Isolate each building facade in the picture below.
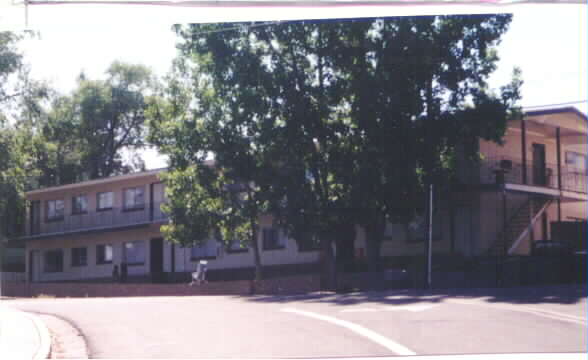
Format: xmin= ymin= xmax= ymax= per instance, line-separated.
xmin=21 ymin=107 xmax=587 ymax=283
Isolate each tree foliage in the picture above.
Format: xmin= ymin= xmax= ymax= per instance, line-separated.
xmin=152 ymin=15 xmax=521 ymax=286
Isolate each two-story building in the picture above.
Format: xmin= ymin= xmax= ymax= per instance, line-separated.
xmin=21 ymin=106 xmax=587 ymax=283
xmin=22 ymin=168 xmax=321 ymax=283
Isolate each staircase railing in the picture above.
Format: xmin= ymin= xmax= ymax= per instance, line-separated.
xmin=489 ymin=197 xmax=533 ymax=255
xmin=508 ymin=198 xmax=554 ymax=254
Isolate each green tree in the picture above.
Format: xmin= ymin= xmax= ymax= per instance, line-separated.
xmin=148 ymin=53 xmax=271 ymax=281
xmin=334 ymin=15 xmax=522 ymax=272
xmin=153 ymin=16 xmax=521 ymax=288
xmin=75 ymin=62 xmax=154 ymax=179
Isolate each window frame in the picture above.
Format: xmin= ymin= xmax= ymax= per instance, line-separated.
xmin=190 ymin=239 xmax=218 ymax=260
xmin=71 ymin=247 xmax=88 ymax=267
xmin=262 ymin=227 xmax=285 ymax=251
xmin=43 ymin=249 xmax=64 ymax=273
xmin=297 ymin=233 xmax=321 ymax=252
xmin=565 ymin=151 xmax=587 ymax=170
xmin=123 ymin=187 xmax=145 ymax=212
xmin=405 ymin=214 xmax=442 ymax=243
xmin=123 ymin=240 xmax=146 ymax=266
xmin=71 ymin=194 xmax=88 ymax=215
xmin=96 ymin=191 xmax=114 ymax=212
xmin=45 ymin=199 xmax=65 ymax=222
xmin=226 ymin=239 xmax=249 ymax=254
xmin=96 ymin=244 xmax=113 ymax=265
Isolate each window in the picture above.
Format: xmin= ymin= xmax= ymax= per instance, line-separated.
xmin=565 ymin=151 xmax=587 ymax=170
xmin=123 ymin=240 xmax=145 ymax=265
xmin=123 ymin=187 xmax=145 ymax=210
xmin=405 ymin=213 xmax=442 ymax=243
xmin=191 ymin=238 xmax=217 ymax=259
xmin=71 ymin=247 xmax=87 ymax=267
xmin=97 ymin=192 xmax=113 ymax=211
xmin=298 ymin=233 xmax=321 ymax=252
xmin=96 ymin=244 xmax=113 ymax=264
xmin=72 ymin=194 xmax=88 ymax=214
xmin=227 ymin=239 xmax=248 ymax=253
xmin=262 ymin=227 xmax=284 ymax=250
xmin=44 ymin=249 xmax=63 ymax=273
xmin=46 ymin=199 xmax=64 ymax=221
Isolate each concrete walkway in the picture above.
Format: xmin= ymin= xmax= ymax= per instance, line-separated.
xmin=0 ymin=304 xmax=51 ymax=359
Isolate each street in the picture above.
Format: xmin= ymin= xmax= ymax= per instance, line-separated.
xmin=3 ymin=286 xmax=587 ymax=358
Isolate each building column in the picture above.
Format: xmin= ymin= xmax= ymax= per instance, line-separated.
xmin=556 ymin=127 xmax=562 ymax=190
xmin=149 ymin=183 xmax=154 ymax=221
xmin=521 ymin=120 xmax=527 ymax=184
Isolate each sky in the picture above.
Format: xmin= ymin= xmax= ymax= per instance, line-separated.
xmin=7 ymin=2 xmax=587 ymax=169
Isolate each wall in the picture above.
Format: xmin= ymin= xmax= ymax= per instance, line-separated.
xmin=1 ymin=274 xmax=321 ymax=298
xmin=26 ymin=172 xmax=164 ymax=237
xmin=163 ymin=214 xmax=321 ymax=273
xmin=25 ymin=225 xmax=162 ymax=282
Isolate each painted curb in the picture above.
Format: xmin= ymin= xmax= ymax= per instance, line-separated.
xmin=18 ymin=310 xmax=52 ymax=360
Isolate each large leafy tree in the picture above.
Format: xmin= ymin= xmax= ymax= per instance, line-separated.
xmin=334 ymin=16 xmax=522 ymax=272
xmin=76 ymin=62 xmax=154 ymax=179
xmin=0 ymin=31 xmax=46 ymax=242
xmin=25 ymin=61 xmax=156 ymax=188
xmin=152 ymin=15 xmax=520 ymax=288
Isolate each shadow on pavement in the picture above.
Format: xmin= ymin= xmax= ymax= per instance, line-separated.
xmin=237 ymin=284 xmax=587 ymax=306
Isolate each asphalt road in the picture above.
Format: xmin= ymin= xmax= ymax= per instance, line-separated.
xmin=4 ymin=286 xmax=587 ymax=358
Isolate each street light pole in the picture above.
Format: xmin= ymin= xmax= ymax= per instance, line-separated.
xmin=426 ymin=184 xmax=433 ymax=289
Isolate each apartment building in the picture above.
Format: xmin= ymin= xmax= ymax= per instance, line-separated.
xmin=21 ymin=106 xmax=587 ymax=283
xmin=357 ymin=106 xmax=587 ymax=260
xmin=22 ymin=169 xmax=320 ymax=283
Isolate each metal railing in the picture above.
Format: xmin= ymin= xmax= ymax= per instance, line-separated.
xmin=29 ymin=201 xmax=169 ymax=237
xmin=479 ymin=156 xmax=587 ymax=194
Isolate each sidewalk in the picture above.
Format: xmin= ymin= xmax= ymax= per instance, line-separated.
xmin=0 ymin=304 xmax=51 ymax=359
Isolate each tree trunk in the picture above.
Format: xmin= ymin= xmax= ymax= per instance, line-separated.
xmin=321 ymin=236 xmax=337 ymax=291
xmin=336 ymin=223 xmax=356 ymax=273
xmin=365 ymin=216 xmax=386 ymax=274
xmin=249 ymin=214 xmax=263 ymax=282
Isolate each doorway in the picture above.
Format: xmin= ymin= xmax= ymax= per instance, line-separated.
xmin=150 ymin=238 xmax=164 ymax=283
xmin=532 ymin=143 xmax=547 ymax=186
xmin=30 ymin=200 xmax=41 ymax=235
xmin=29 ymin=250 xmax=41 ymax=282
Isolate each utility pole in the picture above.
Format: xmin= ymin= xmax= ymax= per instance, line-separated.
xmin=426 ymin=184 xmax=433 ymax=289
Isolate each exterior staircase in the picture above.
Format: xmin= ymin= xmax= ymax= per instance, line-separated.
xmin=488 ymin=196 xmax=553 ymax=256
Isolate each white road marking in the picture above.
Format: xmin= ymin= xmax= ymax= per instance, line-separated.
xmin=448 ymin=299 xmax=587 ymax=326
xmin=340 ymin=308 xmax=378 ymax=313
xmin=384 ymin=304 xmax=439 ymax=312
xmin=340 ymin=304 xmax=438 ymax=313
xmin=281 ymin=307 xmax=416 ymax=356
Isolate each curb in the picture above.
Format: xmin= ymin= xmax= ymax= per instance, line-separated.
xmin=18 ymin=310 xmax=52 ymax=360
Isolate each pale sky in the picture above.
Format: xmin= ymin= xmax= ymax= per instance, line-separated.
xmin=9 ymin=2 xmax=588 ymax=169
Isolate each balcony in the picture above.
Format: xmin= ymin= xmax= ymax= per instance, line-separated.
xmin=27 ymin=201 xmax=169 ymax=239
xmin=480 ymin=156 xmax=587 ymax=194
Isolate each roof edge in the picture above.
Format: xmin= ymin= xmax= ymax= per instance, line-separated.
xmin=524 ymin=106 xmax=588 ymax=122
xmin=26 ymin=168 xmax=168 ymax=196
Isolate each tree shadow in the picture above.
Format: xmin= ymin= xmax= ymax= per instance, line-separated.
xmin=236 ymin=284 xmax=587 ymax=307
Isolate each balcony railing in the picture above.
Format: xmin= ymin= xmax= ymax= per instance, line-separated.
xmin=480 ymin=156 xmax=587 ymax=194
xmin=29 ymin=201 xmax=169 ymax=238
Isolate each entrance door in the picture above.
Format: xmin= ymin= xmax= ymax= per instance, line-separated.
xmin=29 ymin=250 xmax=41 ymax=282
xmin=533 ymin=143 xmax=547 ymax=186
xmin=150 ymin=238 xmax=164 ymax=283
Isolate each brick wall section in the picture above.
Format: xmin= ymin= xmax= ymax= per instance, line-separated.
xmin=1 ymin=274 xmax=321 ymax=298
